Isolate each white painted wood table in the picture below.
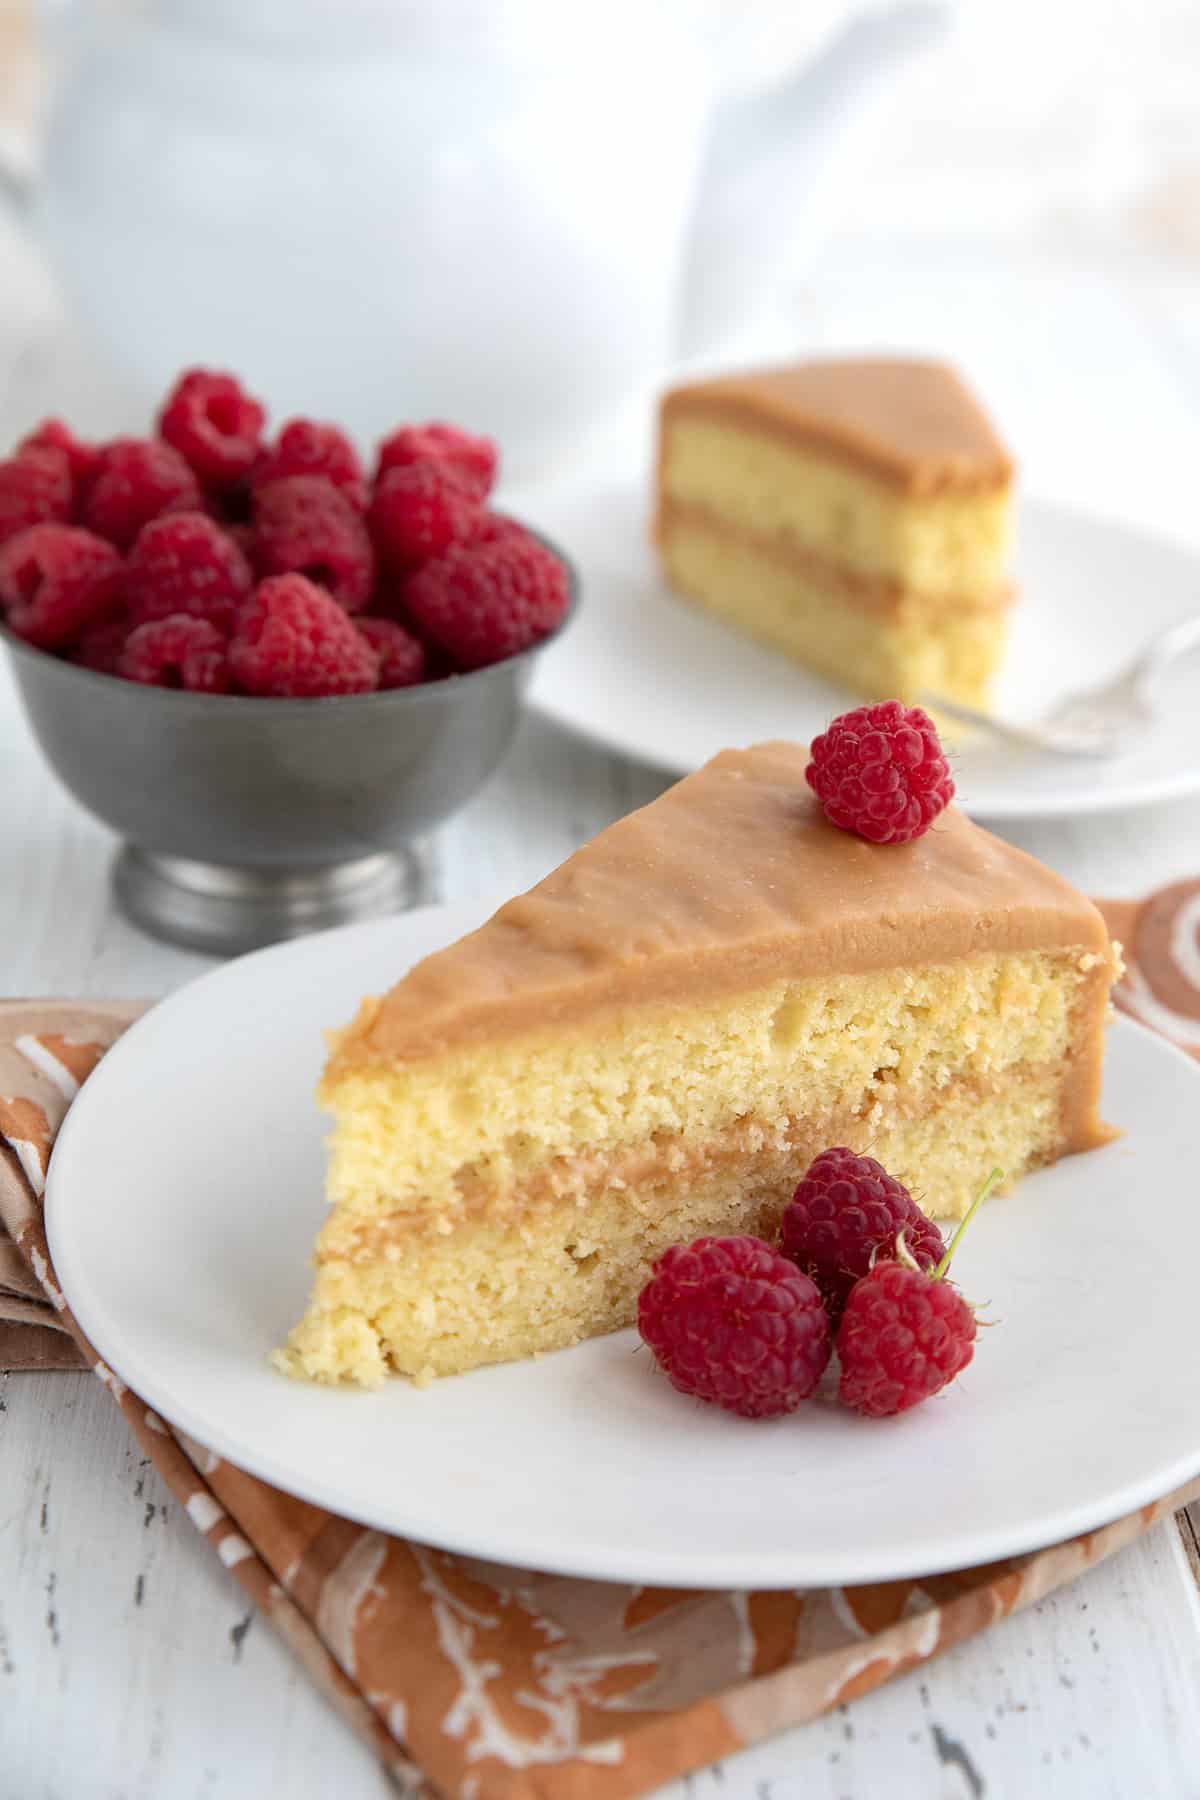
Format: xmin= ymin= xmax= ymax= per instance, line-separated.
xmin=4 ymin=227 xmax=1200 ymax=1796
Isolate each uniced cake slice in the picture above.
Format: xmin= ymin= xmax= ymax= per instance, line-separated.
xmin=278 ymin=741 xmax=1117 ymax=1388
xmin=655 ymin=357 xmax=1015 ymax=709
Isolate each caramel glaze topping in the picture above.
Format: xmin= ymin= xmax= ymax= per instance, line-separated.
xmin=659 ymin=357 xmax=1015 ymax=496
xmin=327 ymin=741 xmax=1112 ymax=1078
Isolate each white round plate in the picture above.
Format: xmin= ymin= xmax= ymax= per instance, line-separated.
xmin=524 ymin=477 xmax=1200 ymax=819
xmin=47 ymin=906 xmax=1200 ymax=1590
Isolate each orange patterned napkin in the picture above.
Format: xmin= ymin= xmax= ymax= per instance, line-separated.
xmin=1 ymin=895 xmax=1198 ymax=1800
xmin=0 ymin=1001 xmax=143 ymax=1371
xmin=1096 ymin=882 xmax=1200 ymax=1062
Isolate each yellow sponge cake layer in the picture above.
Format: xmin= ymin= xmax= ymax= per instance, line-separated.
xmin=286 ymin=1058 xmax=1093 ymax=1388
xmin=279 ymin=743 xmax=1117 ymax=1388
xmin=323 ymin=952 xmax=1099 ymax=1227
xmin=294 ymin=956 xmax=1107 ymax=1386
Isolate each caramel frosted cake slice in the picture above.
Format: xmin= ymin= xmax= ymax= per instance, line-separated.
xmin=655 ymin=357 xmax=1015 ymax=709
xmin=279 ymin=741 xmax=1116 ymax=1388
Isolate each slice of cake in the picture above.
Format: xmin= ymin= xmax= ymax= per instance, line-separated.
xmin=655 ymin=357 xmax=1015 ymax=709
xmin=278 ymin=740 xmax=1116 ymax=1388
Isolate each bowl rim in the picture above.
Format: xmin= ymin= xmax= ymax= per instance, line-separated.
xmin=0 ymin=524 xmax=579 ymax=713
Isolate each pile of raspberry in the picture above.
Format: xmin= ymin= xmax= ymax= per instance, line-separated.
xmin=0 ymin=371 xmax=569 ymax=696
xmin=638 ymin=1147 xmax=989 ymax=1420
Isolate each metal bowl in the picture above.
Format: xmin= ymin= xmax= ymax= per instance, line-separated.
xmin=2 ymin=543 xmax=578 ymax=956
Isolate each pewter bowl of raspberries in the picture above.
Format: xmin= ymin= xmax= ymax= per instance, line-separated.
xmin=0 ymin=369 xmax=576 ymax=955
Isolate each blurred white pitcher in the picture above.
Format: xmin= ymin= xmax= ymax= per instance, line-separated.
xmin=10 ymin=1 xmax=946 ymax=478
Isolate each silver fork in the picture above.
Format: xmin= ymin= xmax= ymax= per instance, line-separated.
xmin=923 ymin=612 xmax=1200 ymax=758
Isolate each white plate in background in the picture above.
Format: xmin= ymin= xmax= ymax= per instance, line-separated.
xmin=524 ymin=480 xmax=1200 ymax=819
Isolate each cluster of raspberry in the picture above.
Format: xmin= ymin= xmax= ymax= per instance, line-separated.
xmin=0 ymin=369 xmax=567 ymax=697
xmin=639 ymin=1146 xmax=991 ymax=1421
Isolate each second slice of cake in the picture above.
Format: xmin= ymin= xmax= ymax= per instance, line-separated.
xmin=655 ymin=357 xmax=1015 ymax=709
xmin=279 ymin=741 xmax=1116 ymax=1388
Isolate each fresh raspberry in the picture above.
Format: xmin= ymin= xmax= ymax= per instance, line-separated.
xmin=357 ymin=616 xmax=426 ymax=688
xmin=252 ymin=475 xmax=375 ymax=612
xmin=83 ymin=438 xmax=202 ymax=550
xmin=158 ymin=368 xmax=266 ymax=488
xmin=18 ymin=419 xmax=98 ymax=490
xmin=369 ymin=463 xmax=483 ymax=568
xmin=806 ymin=701 xmax=954 ymax=844
xmin=254 ymin=420 xmax=366 ymax=510
xmin=363 ymin=581 xmax=455 ymax=678
xmin=229 ymin=574 xmax=379 ymax=697
xmin=403 ymin=530 xmax=568 ymax=670
xmin=637 ymin=1235 xmax=831 ymax=1419
xmin=469 ymin=511 xmax=532 ymax=548
xmin=0 ymin=524 xmax=123 ymax=650
xmin=75 ymin=610 xmax=133 ymax=676
xmin=780 ymin=1148 xmax=944 ymax=1326
xmin=0 ymin=447 xmax=72 ymax=548
xmin=118 ymin=615 xmax=230 ymax=693
xmin=376 ymin=421 xmax=497 ymax=501
xmin=125 ymin=512 xmax=252 ymax=635
xmin=837 ymin=1261 xmax=975 ymax=1418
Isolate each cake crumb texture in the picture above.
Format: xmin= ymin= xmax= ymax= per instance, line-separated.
xmin=283 ymin=946 xmax=1113 ymax=1384
xmin=320 ymin=953 xmax=1105 ymax=1221
xmin=282 ymin=1069 xmax=1082 ymax=1385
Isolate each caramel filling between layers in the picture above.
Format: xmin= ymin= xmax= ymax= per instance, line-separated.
xmin=657 ymin=500 xmax=1014 ymax=619
xmin=320 ymin=1052 xmax=1110 ymax=1264
xmin=658 ymin=515 xmax=1012 ymax=709
xmin=655 ymin=417 xmax=1012 ymax=599
xmin=284 ymin=1057 xmax=1097 ymax=1383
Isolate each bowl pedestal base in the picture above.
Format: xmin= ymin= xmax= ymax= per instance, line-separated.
xmin=113 ymin=844 xmax=430 ymax=957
